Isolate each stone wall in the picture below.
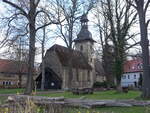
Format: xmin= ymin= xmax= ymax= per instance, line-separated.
xmin=62 ymin=67 xmax=93 ymax=89
xmin=44 ymin=51 xmax=63 ymax=79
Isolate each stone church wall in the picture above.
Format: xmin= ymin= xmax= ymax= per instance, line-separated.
xmin=44 ymin=51 xmax=63 ymax=79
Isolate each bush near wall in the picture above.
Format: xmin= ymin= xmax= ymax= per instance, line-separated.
xmin=93 ymin=81 xmax=116 ymax=89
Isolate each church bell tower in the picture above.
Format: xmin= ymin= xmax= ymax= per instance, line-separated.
xmin=74 ymin=14 xmax=95 ymax=63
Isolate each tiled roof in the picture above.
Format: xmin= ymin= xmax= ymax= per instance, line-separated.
xmin=0 ymin=59 xmax=28 ymax=74
xmin=124 ymin=58 xmax=143 ymax=73
xmin=48 ymin=44 xmax=92 ymax=70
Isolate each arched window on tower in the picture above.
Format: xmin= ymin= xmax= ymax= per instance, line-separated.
xmin=90 ymin=45 xmax=92 ymax=50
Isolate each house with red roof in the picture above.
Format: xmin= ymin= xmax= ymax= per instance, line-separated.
xmin=0 ymin=59 xmax=28 ymax=88
xmin=121 ymin=58 xmax=143 ymax=87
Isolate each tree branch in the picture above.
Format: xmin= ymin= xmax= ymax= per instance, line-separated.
xmin=126 ymin=0 xmax=137 ymax=10
xmin=3 ymin=0 xmax=28 ymax=18
xmin=144 ymin=0 xmax=150 ymax=15
xmin=146 ymin=19 xmax=150 ymax=28
xmin=35 ymin=0 xmax=40 ymax=7
xmin=36 ymin=18 xmax=65 ymax=32
xmin=125 ymin=41 xmax=140 ymax=51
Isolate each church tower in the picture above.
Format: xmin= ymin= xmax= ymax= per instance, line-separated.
xmin=74 ymin=14 xmax=95 ymax=63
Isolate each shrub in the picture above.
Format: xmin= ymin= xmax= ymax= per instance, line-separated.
xmin=93 ymin=82 xmax=116 ymax=89
xmin=93 ymin=81 xmax=108 ymax=88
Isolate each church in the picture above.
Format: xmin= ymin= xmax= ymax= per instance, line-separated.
xmin=36 ymin=14 xmax=104 ymax=90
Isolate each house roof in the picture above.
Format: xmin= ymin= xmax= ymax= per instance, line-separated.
xmin=124 ymin=58 xmax=143 ymax=73
xmin=48 ymin=44 xmax=92 ymax=70
xmin=0 ymin=59 xmax=28 ymax=74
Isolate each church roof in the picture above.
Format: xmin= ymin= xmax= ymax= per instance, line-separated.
xmin=94 ymin=59 xmax=105 ymax=76
xmin=74 ymin=14 xmax=95 ymax=43
xmin=74 ymin=27 xmax=95 ymax=42
xmin=48 ymin=44 xmax=92 ymax=70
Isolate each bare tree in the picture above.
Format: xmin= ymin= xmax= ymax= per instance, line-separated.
xmin=2 ymin=0 xmax=63 ymax=94
xmin=36 ymin=13 xmax=49 ymax=90
xmin=126 ymin=0 xmax=150 ymax=98
xmin=94 ymin=0 xmax=138 ymax=91
xmin=92 ymin=1 xmax=115 ymax=86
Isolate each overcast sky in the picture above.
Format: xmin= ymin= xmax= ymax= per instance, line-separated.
xmin=0 ymin=1 xmax=150 ymax=62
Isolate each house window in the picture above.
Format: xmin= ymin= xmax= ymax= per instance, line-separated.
xmin=134 ymin=75 xmax=136 ymax=79
xmin=2 ymin=81 xmax=11 ymax=85
xmin=122 ymin=75 xmax=126 ymax=79
xmin=5 ymin=81 xmax=8 ymax=85
xmin=8 ymin=81 xmax=11 ymax=85
xmin=2 ymin=81 xmax=5 ymax=85
xmin=128 ymin=75 xmax=130 ymax=79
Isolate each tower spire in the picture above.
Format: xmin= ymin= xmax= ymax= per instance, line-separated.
xmin=74 ymin=14 xmax=95 ymax=43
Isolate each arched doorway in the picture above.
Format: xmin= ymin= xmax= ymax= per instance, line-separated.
xmin=36 ymin=67 xmax=62 ymax=89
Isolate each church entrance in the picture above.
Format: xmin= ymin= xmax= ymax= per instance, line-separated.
xmin=36 ymin=68 xmax=62 ymax=89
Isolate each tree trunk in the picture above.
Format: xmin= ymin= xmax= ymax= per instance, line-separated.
xmin=116 ymin=84 xmax=122 ymax=93
xmin=67 ymin=49 xmax=73 ymax=90
xmin=114 ymin=44 xmax=124 ymax=92
xmin=103 ymin=44 xmax=115 ymax=86
xmin=24 ymin=25 xmax=35 ymax=94
xmin=41 ymin=25 xmax=46 ymax=91
xmin=18 ymin=73 xmax=22 ymax=88
xmin=115 ymin=59 xmax=123 ymax=92
xmin=24 ymin=2 xmax=36 ymax=95
xmin=24 ymin=23 xmax=36 ymax=94
xmin=138 ymin=9 xmax=150 ymax=98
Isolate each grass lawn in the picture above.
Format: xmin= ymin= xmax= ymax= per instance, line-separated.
xmin=37 ymin=90 xmax=141 ymax=100
xmin=0 ymin=88 xmax=24 ymax=94
xmin=0 ymin=88 xmax=24 ymax=104
xmin=96 ymin=107 xmax=148 ymax=113
xmin=0 ymin=89 xmax=141 ymax=100
xmin=37 ymin=90 xmax=146 ymax=113
xmin=66 ymin=106 xmax=149 ymax=113
xmin=0 ymin=89 xmax=146 ymax=113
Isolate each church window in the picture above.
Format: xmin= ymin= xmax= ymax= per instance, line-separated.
xmin=90 ymin=45 xmax=92 ymax=50
xmin=90 ymin=58 xmax=92 ymax=62
xmin=87 ymin=70 xmax=90 ymax=81
xmin=76 ymin=69 xmax=79 ymax=81
xmin=80 ymin=45 xmax=83 ymax=51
